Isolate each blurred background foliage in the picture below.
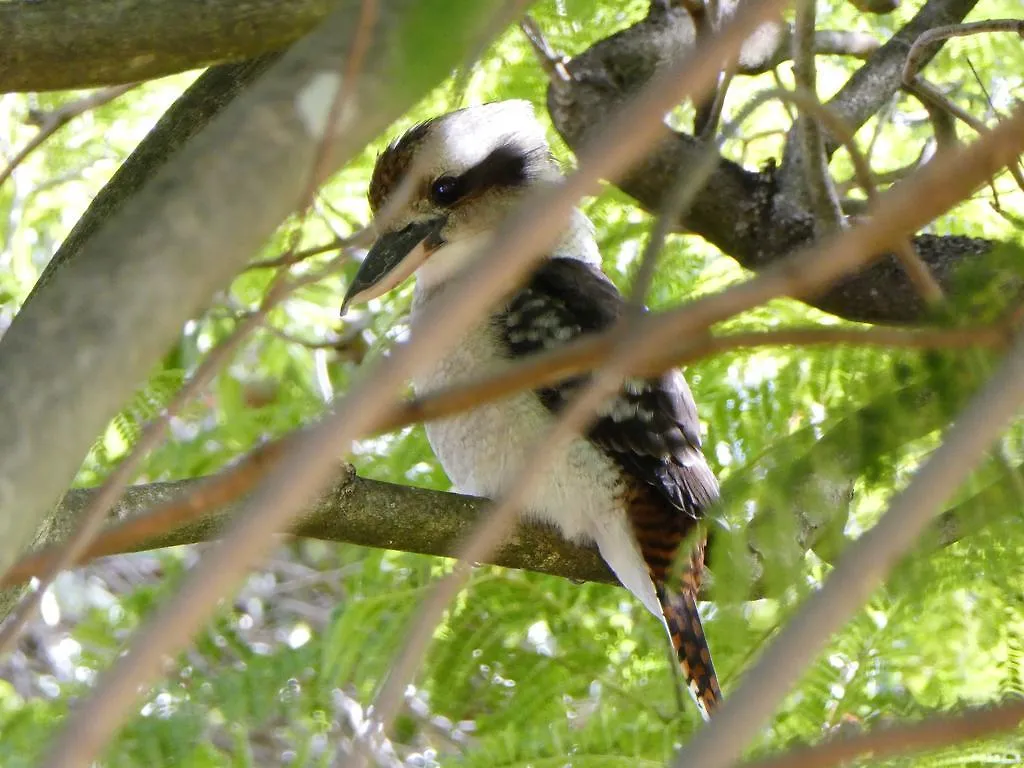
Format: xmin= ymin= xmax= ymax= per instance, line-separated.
xmin=0 ymin=0 xmax=1022 ymax=765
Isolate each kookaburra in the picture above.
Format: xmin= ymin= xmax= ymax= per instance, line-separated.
xmin=341 ymin=100 xmax=722 ymax=718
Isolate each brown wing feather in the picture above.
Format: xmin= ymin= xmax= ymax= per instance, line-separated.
xmin=498 ymin=257 xmax=724 ymax=718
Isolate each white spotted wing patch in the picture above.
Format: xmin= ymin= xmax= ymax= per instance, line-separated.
xmin=496 ymin=258 xmax=719 ymax=518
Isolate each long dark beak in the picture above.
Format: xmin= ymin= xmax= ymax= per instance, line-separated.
xmin=340 ymin=217 xmax=446 ymax=315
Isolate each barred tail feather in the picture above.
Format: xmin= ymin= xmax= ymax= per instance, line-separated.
xmin=657 ymin=583 xmax=722 ymax=720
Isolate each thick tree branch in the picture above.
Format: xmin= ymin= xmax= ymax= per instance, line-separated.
xmin=545 ymin=0 xmax=1013 ymax=325
xmin=5 ymin=432 xmax=1012 ymax=601
xmin=808 ymin=30 xmax=880 ymax=59
xmin=0 ymin=56 xmax=282 ymax=623
xmin=55 ymin=471 xmax=617 ymax=587
xmin=0 ymin=0 xmax=879 ymax=93
xmin=0 ymin=0 xmax=327 ymax=92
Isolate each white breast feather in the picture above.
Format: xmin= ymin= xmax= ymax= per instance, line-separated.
xmin=410 ymin=285 xmax=662 ymax=619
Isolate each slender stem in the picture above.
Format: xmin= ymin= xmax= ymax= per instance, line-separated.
xmin=672 ymin=330 xmax=1024 ymax=767
xmin=739 ymin=700 xmax=1024 ymax=768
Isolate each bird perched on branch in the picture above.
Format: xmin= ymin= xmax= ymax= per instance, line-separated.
xmin=341 ymin=100 xmax=722 ymax=719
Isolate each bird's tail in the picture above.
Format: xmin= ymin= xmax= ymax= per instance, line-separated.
xmin=656 ymin=582 xmax=722 ymax=720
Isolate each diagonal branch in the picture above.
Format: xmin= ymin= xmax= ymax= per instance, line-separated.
xmin=740 ymin=699 xmax=1024 ymax=768
xmin=671 ymin=324 xmax=1024 ymax=766
xmin=0 ymin=83 xmax=138 ymax=188
xmin=821 ymin=0 xmax=979 ymax=144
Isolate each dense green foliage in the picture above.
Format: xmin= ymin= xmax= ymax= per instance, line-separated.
xmin=0 ymin=0 xmax=1022 ymax=765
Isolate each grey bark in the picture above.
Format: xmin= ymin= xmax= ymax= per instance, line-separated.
xmin=546 ymin=0 xmax=1016 ymax=325
xmin=0 ymin=0 xmax=328 ymax=92
xmin=36 ymin=432 xmax=1005 ymax=602
xmin=0 ymin=0 xmax=508 ymax=576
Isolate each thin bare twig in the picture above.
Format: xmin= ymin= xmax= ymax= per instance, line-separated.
xmin=781 ymin=88 xmax=945 ymax=303
xmin=519 ymin=15 xmax=571 ymax=82
xmin=261 ymin=322 xmax=347 ymax=350
xmin=0 ymin=84 xmax=138 ymax=188
xmin=244 ymin=235 xmax=361 ymax=271
xmin=836 ymin=157 xmax=919 ymax=195
xmin=902 ymin=19 xmax=1024 ymax=85
xmin=909 ymin=79 xmax=1024 ymax=196
xmin=390 ymin=320 xmax=1015 ymax=434
xmin=671 ymin=333 xmax=1024 ymax=767
xmin=902 ymin=19 xmax=1024 ymax=195
xmin=740 ymin=699 xmax=1024 ymax=768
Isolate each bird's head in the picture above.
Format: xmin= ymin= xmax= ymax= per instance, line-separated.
xmin=341 ymin=100 xmax=592 ymax=312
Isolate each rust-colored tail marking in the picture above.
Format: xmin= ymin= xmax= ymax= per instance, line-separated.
xmin=657 ymin=583 xmax=722 ymax=719
xmin=628 ymin=484 xmax=723 ymax=719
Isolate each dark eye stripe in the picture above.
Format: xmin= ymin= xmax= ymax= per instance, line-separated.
xmin=457 ymin=145 xmax=529 ymax=196
xmin=426 ymin=144 xmax=537 ymax=209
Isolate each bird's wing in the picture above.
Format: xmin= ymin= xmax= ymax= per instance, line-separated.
xmin=495 ymin=256 xmax=724 ymax=719
xmin=496 ymin=257 xmax=719 ymax=520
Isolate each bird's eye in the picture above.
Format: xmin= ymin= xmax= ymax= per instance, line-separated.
xmin=429 ymin=176 xmax=462 ymax=206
